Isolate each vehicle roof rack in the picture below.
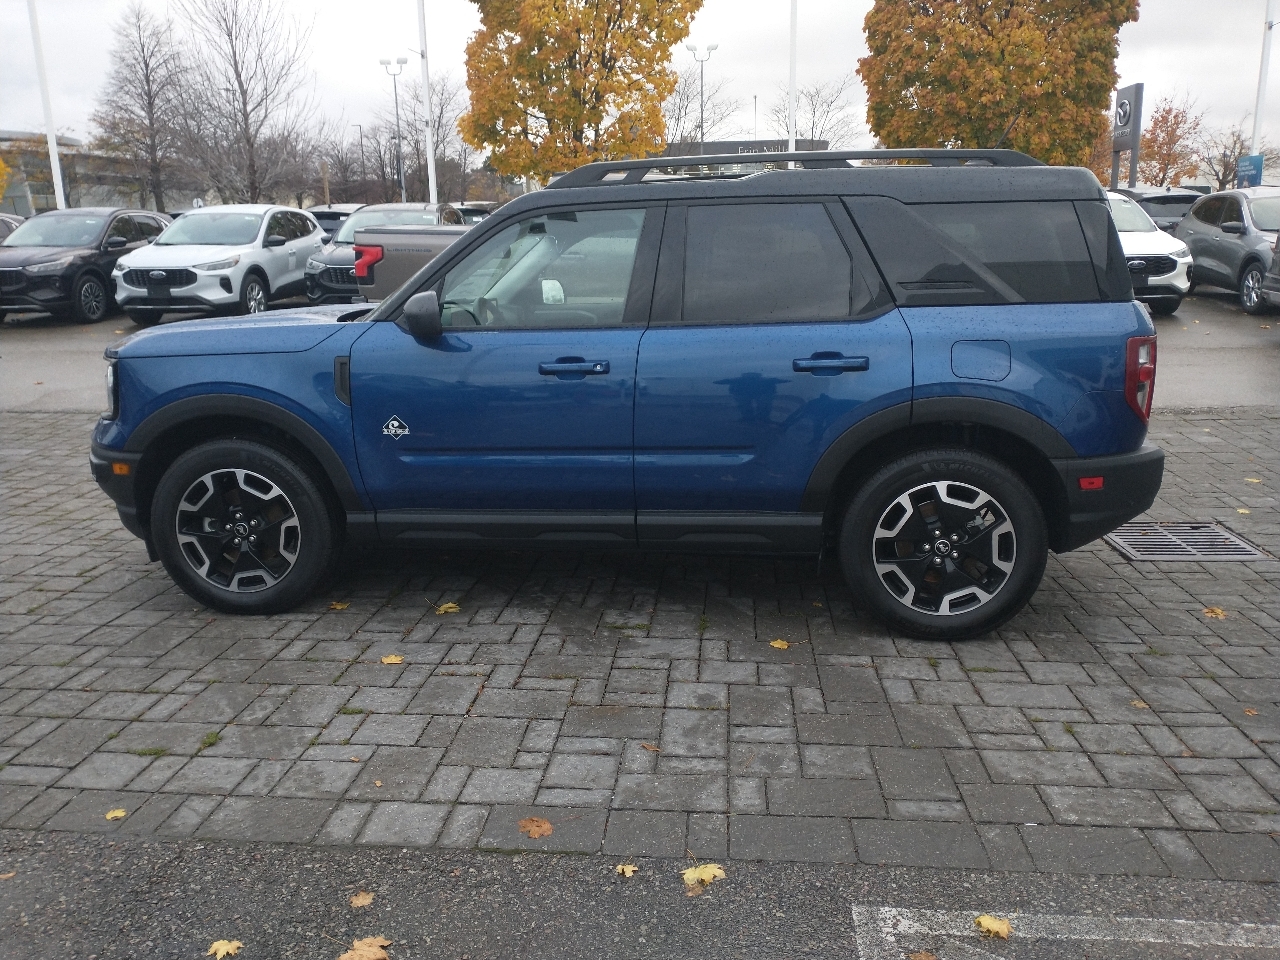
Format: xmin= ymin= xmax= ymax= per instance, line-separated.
xmin=547 ymin=148 xmax=1043 ymax=189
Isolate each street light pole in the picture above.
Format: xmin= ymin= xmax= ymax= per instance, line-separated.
xmin=788 ymin=0 xmax=798 ymax=155
xmin=416 ymin=0 xmax=439 ymax=205
xmin=352 ymin=123 xmax=366 ymax=202
xmin=25 ymin=0 xmax=66 ymax=209
xmin=381 ymin=58 xmax=408 ymax=203
xmin=684 ymin=43 xmax=718 ymax=156
xmin=1252 ymin=0 xmax=1277 ymax=155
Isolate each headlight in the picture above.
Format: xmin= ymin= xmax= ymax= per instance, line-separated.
xmin=194 ymin=256 xmax=240 ymax=271
xmin=104 ymin=361 xmax=118 ymax=420
xmin=1170 ymin=243 xmax=1191 ymax=258
xmin=23 ymin=256 xmax=74 ymax=275
xmin=112 ymin=261 xmax=126 ymax=274
xmin=306 ymin=258 xmax=324 ymax=273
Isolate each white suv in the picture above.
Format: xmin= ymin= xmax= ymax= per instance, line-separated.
xmin=113 ymin=204 xmax=323 ymax=326
xmin=1107 ymin=191 xmax=1193 ymax=316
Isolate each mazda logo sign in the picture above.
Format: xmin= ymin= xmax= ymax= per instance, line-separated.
xmin=149 ymin=270 xmax=167 ymax=280
xmin=1115 ymin=100 xmax=1131 ymax=127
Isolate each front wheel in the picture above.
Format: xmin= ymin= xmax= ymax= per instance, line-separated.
xmin=839 ymin=449 xmax=1048 ymax=641
xmin=1240 ymin=263 xmax=1266 ymax=315
xmin=72 ymin=273 xmax=110 ymax=323
xmin=1148 ymin=297 xmax=1181 ymax=317
xmin=151 ymin=440 xmax=338 ymax=614
xmin=239 ymin=273 xmax=269 ymax=314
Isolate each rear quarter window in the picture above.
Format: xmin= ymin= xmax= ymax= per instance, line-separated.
xmin=847 ymin=197 xmax=1100 ymax=306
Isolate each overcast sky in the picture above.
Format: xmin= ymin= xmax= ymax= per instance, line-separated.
xmin=1 ymin=0 xmax=1276 ymax=154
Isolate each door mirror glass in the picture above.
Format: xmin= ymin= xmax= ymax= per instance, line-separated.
xmin=265 ymin=234 xmax=287 ymax=247
xmin=540 ymin=278 xmax=565 ymax=304
xmin=398 ymin=290 xmax=442 ymax=339
xmin=1220 ymin=221 xmax=1246 ymax=235
xmin=321 ymin=233 xmax=332 ymax=244
xmin=105 ymin=235 xmax=129 ymax=250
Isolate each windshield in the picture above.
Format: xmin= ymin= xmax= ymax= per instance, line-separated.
xmin=1139 ymin=196 xmax=1197 ymax=219
xmin=1249 ymin=197 xmax=1280 ymax=232
xmin=156 ymin=211 xmax=263 ymax=246
xmin=334 ymin=208 xmax=439 ymax=243
xmin=1108 ymin=196 xmax=1157 ymax=233
xmin=2 ymin=215 xmax=106 ymax=247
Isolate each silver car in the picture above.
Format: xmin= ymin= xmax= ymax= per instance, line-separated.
xmin=1174 ymin=188 xmax=1280 ymax=314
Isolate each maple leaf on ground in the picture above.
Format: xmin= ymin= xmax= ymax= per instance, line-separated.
xmin=1203 ymin=607 xmax=1228 ymax=619
xmin=615 ymin=864 xmax=638 ymax=877
xmin=1246 ymin=478 xmax=1263 ymax=483
xmin=908 ymin=952 xmax=938 ymax=960
xmin=1130 ymin=699 xmax=1150 ymax=709
xmin=105 ymin=808 xmax=128 ymax=821
xmin=0 ymin=872 xmax=14 ymax=880
xmin=975 ymin=914 xmax=1012 ymax=939
xmin=434 ymin=602 xmax=461 ymax=615
xmin=337 ymin=936 xmax=392 ymax=960
xmin=329 ymin=602 xmax=351 ymax=610
xmin=350 ymin=890 xmax=374 ymax=908
xmin=1245 ymin=708 xmax=1259 ymax=716
xmin=380 ymin=654 xmax=404 ymax=664
xmin=682 ymin=862 xmax=726 ymax=895
xmin=207 ymin=941 xmax=243 ymax=959
xmin=374 ymin=780 xmax=383 ymax=787
xmin=769 ymin=639 xmax=790 ymax=649
xmin=518 ymin=816 xmax=553 ymax=839
xmin=640 ymin=743 xmax=660 ymax=752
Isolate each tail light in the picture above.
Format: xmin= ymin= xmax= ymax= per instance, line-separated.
xmin=352 ymin=244 xmax=384 ymax=282
xmin=1125 ymin=335 xmax=1156 ymax=423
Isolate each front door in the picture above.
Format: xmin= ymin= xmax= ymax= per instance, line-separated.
xmin=633 ymin=200 xmax=913 ymax=550
xmin=1182 ymin=196 xmax=1226 ymax=284
xmin=350 ymin=204 xmax=660 ymax=544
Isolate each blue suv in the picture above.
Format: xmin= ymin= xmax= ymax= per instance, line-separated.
xmin=91 ymin=149 xmax=1163 ymax=641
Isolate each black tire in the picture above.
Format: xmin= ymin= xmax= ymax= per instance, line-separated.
xmin=1148 ymin=297 xmax=1181 ymax=317
xmin=839 ymin=449 xmax=1048 ymax=641
xmin=239 ymin=272 xmax=269 ymax=315
xmin=151 ymin=439 xmax=338 ymax=614
xmin=1240 ymin=262 xmax=1266 ymax=315
xmin=125 ymin=310 xmax=162 ymax=328
xmin=72 ymin=272 xmax=110 ymax=323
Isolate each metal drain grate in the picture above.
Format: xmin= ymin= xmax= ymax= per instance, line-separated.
xmin=1105 ymin=522 xmax=1270 ymax=562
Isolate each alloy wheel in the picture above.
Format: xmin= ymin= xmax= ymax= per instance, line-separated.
xmin=1242 ymin=268 xmax=1262 ymax=310
xmin=245 ymin=280 xmax=267 ymax=313
xmin=80 ymin=279 xmax=106 ymax=320
xmin=872 ymin=480 xmax=1016 ymax=616
xmin=174 ymin=467 xmax=300 ymax=593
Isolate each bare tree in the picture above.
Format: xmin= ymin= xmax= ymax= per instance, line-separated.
xmin=663 ymin=63 xmax=741 ymax=145
xmin=768 ymin=73 xmax=863 ymax=148
xmin=174 ymin=0 xmax=314 ymax=203
xmin=90 ymin=2 xmax=182 ymax=211
xmin=1194 ymin=121 xmax=1280 ymax=192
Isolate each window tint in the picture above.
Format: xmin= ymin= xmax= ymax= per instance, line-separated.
xmin=1249 ymin=197 xmax=1280 ymax=232
xmin=1108 ymin=196 xmax=1157 ymax=233
xmin=849 ymin=197 xmax=1098 ymax=305
xmin=266 ymin=212 xmax=290 ymax=240
xmin=439 ymin=208 xmax=646 ymax=329
xmin=292 ymin=212 xmax=318 ymax=238
xmin=133 ymin=216 xmax=163 ymax=239
xmin=1075 ymin=201 xmax=1134 ymax=303
xmin=682 ymin=203 xmax=851 ymax=323
xmin=107 ymin=216 xmax=140 ymax=242
xmin=1191 ymin=196 xmax=1225 ymax=225
xmin=1219 ymin=197 xmax=1243 ymax=225
xmin=1139 ymin=196 xmax=1196 ymax=218
xmin=441 ymin=207 xmax=463 ymax=225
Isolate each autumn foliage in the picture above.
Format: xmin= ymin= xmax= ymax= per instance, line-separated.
xmin=1138 ymin=96 xmax=1202 ymax=186
xmin=859 ymin=0 xmax=1140 ymax=166
xmin=460 ymin=0 xmax=703 ymax=182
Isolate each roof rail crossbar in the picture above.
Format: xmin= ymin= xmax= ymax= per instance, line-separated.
xmin=547 ymin=148 xmax=1043 ymax=189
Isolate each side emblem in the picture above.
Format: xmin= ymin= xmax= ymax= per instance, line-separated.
xmin=382 ymin=416 xmax=410 ymax=439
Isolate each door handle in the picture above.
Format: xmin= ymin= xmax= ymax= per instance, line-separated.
xmin=539 ymin=358 xmax=610 ymax=376
xmin=793 ymin=353 xmax=869 ymax=375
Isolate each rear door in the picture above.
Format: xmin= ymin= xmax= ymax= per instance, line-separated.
xmin=632 ymin=199 xmax=912 ymax=550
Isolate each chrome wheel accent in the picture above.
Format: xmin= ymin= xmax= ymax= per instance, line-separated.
xmin=245 ymin=279 xmax=267 ymax=313
xmin=1242 ymin=268 xmax=1262 ymax=310
xmin=80 ymin=278 xmax=106 ymax=320
xmin=174 ymin=468 xmax=300 ymax=593
xmin=872 ymin=480 xmax=1016 ymax=616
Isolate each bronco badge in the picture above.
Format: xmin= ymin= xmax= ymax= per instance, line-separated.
xmin=382 ymin=416 xmax=410 ymax=439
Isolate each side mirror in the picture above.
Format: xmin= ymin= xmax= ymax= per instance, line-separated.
xmin=105 ymin=235 xmax=129 ymax=250
xmin=398 ymin=290 xmax=442 ymax=339
xmin=265 ymin=234 xmax=287 ymax=247
xmin=321 ymin=233 xmax=332 ymax=244
xmin=1220 ymin=221 xmax=1246 ymax=235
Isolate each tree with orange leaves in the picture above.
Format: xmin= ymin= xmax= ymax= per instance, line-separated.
xmin=859 ymin=0 xmax=1139 ymax=167
xmin=1137 ymin=95 xmax=1201 ymax=186
xmin=460 ymin=0 xmax=703 ymax=183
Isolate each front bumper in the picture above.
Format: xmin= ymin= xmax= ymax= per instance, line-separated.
xmin=0 ymin=273 xmax=75 ymax=313
xmin=115 ymin=271 xmax=239 ymax=316
xmin=90 ymin=442 xmax=148 ymax=544
xmin=1050 ymin=443 xmax=1164 ymax=552
xmin=306 ymin=271 xmax=358 ymax=304
xmin=1131 ymin=256 xmax=1192 ymax=302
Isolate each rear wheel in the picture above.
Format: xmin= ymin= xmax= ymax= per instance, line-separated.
xmin=151 ymin=440 xmax=338 ymax=614
xmin=839 ymin=449 xmax=1048 ymax=641
xmin=1240 ymin=262 xmax=1266 ymax=314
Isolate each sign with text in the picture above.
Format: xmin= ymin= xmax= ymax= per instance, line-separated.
xmin=1238 ymin=154 xmax=1264 ymax=188
xmin=1111 ymin=83 xmax=1144 ymax=153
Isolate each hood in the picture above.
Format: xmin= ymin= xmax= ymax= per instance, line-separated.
xmin=108 ymin=304 xmax=370 ymax=359
xmin=1116 ymin=228 xmax=1187 ymax=257
xmin=311 ymin=244 xmax=356 ymax=267
xmin=119 ymin=243 xmax=250 ymax=269
xmin=0 ymin=244 xmax=93 ymax=267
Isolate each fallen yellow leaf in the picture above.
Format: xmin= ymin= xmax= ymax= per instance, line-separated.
xmin=380 ymin=654 xmax=404 ymax=664
xmin=207 ymin=941 xmax=243 ymax=959
xmin=1203 ymin=607 xmax=1227 ymax=619
xmin=329 ymin=601 xmax=351 ymax=610
xmin=1130 ymin=699 xmax=1150 ymax=709
xmin=1237 ymin=508 xmax=1251 ymax=514
xmin=640 ymin=743 xmax=660 ymax=752
xmin=0 ymin=872 xmax=14 ymax=880
xmin=350 ymin=756 xmax=361 ymax=763
xmin=1246 ymin=478 xmax=1263 ymax=483
xmin=105 ymin=808 xmax=127 ymax=821
xmin=615 ymin=863 xmax=638 ymax=877
xmin=518 ymin=816 xmax=553 ymax=839
xmin=434 ymin=601 xmax=460 ymax=614
xmin=374 ymin=780 xmax=383 ymax=787
xmin=681 ymin=862 xmax=726 ymax=895
xmin=337 ymin=936 xmax=392 ymax=960
xmin=908 ymin=952 xmax=938 ymax=960
xmin=1245 ymin=707 xmax=1259 ymax=716
xmin=975 ymin=914 xmax=1012 ymax=939
xmin=812 ymin=601 xmax=823 ymax=607
xmin=350 ymin=890 xmax=375 ymax=908
xmin=769 ymin=639 xmax=790 ymax=649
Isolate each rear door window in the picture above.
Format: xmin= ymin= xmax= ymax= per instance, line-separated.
xmin=847 ymin=197 xmax=1099 ymax=305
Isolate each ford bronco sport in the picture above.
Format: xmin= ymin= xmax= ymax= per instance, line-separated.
xmin=91 ymin=149 xmax=1162 ymax=641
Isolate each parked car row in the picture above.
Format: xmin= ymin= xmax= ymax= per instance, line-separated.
xmin=1107 ymin=192 xmax=1192 ymax=316
xmin=1173 ymin=187 xmax=1279 ymax=314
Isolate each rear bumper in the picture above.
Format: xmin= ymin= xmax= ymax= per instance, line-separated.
xmin=1050 ymin=444 xmax=1164 ymax=552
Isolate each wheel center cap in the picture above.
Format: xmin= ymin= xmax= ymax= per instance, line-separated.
xmin=233 ymin=522 xmax=249 ymax=537
xmin=934 ymin=539 xmax=952 ymax=556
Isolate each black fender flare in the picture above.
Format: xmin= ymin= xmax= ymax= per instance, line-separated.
xmin=125 ymin=394 xmax=364 ymax=511
xmin=801 ymin=397 xmax=1077 ymax=512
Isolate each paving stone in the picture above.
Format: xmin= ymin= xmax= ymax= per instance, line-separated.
xmin=57 ymin=752 xmax=153 ymax=790
xmin=1019 ymin=825 xmax=1169 ymax=876
xmin=796 ymin=708 xmax=900 ymax=746
xmin=660 ymin=709 xmax=727 ymax=758
xmin=1189 ymin=832 xmax=1280 ymax=882
xmin=981 ymin=750 xmax=1104 ymax=786
xmin=1181 ymin=774 xmax=1278 ymax=812
xmin=405 ymin=677 xmax=484 ymax=714
xmin=42 ymin=790 xmax=152 ymax=834
xmin=1144 ymin=829 xmax=1216 ymax=879
xmin=854 ymin=821 xmax=988 ymax=868
xmin=459 ymin=768 xmax=541 ymax=804
xmin=959 ymin=783 xmax=1052 ymax=824
xmin=478 ymin=805 xmax=607 ymax=853
xmin=1173 ymin=725 xmax=1264 ymax=758
xmin=799 ymin=744 xmax=874 ymax=779
xmin=272 ymin=760 xmax=362 ymax=799
xmin=442 ymin=718 xmax=527 ymax=767
xmin=200 ymin=725 xmax=317 ymax=760
xmin=357 ymin=801 xmax=450 ymax=845
xmin=197 ymin=797 xmax=334 ymax=842
xmin=667 ymin=682 xmax=728 ymax=710
xmin=872 ymin=747 xmax=959 ymax=800
xmin=602 ymin=810 xmax=687 ymax=857
xmin=818 ymin=665 xmax=885 ymax=703
xmin=687 ymin=812 xmax=728 ymax=858
xmin=977 ymin=823 xmax=1037 ymax=871
xmin=767 ymin=777 xmax=885 ymax=817
xmin=156 ymin=796 xmax=221 ymax=837
xmin=171 ymin=683 xmax=263 ymax=723
xmin=891 ymin=704 xmax=973 ymax=748
xmin=560 ymin=706 xmax=662 ymax=740
xmin=613 ymin=774 xmax=727 ymax=812
xmin=1039 ymin=785 xmax=1177 ymax=828
xmin=730 ymin=814 xmax=855 ymax=862
xmin=159 ymin=757 xmax=256 ymax=795
xmin=730 ymin=742 xmax=798 ymax=777
xmin=5 ymin=787 xmax=76 ymax=828
xmin=469 ymin=689 xmax=571 ymax=719
xmin=1092 ymin=755 xmax=1180 ymax=789
xmin=349 ymin=715 xmax=430 ymax=747
xmin=317 ymin=802 xmax=372 ymax=844
xmin=543 ymin=753 xmax=618 ymax=790
xmin=12 ymin=719 xmax=119 ymax=767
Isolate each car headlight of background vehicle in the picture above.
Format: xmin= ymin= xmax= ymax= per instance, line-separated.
xmin=104 ymin=361 xmax=118 ymax=420
xmin=306 ymin=258 xmax=324 ymax=273
xmin=112 ymin=261 xmax=127 ymax=274
xmin=23 ymin=256 xmax=75 ymax=275
xmin=1170 ymin=243 xmax=1191 ymax=258
xmin=193 ymin=256 xmax=240 ymax=271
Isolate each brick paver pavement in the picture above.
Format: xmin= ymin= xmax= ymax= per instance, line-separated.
xmin=1 ymin=411 xmax=1278 ymax=882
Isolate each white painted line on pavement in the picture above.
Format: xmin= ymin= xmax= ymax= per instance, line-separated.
xmin=853 ymin=904 xmax=1280 ymax=959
